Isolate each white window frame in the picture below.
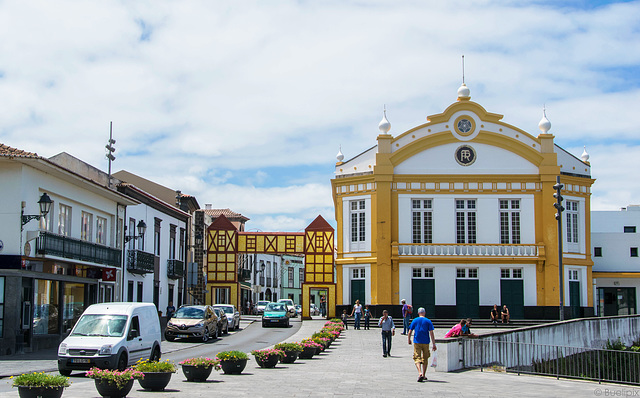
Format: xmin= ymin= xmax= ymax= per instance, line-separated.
xmin=350 ymin=200 xmax=366 ymax=244
xmin=81 ymin=211 xmax=93 ymax=241
xmin=412 ymin=199 xmax=433 ymax=244
xmin=58 ymin=204 xmax=72 ymax=236
xmin=412 ymin=267 xmax=434 ymax=279
xmin=352 ymin=268 xmax=365 ymax=280
xmin=457 ymin=267 xmax=478 ymax=279
xmin=566 ymin=200 xmax=579 ymax=244
xmin=501 ymin=268 xmax=523 ymax=279
xmin=456 ymin=199 xmax=476 ymax=244
xmin=96 ymin=216 xmax=107 ymax=245
xmin=499 ymin=199 xmax=521 ymax=244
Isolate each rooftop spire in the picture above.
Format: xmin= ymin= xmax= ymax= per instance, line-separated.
xmin=378 ymin=104 xmax=391 ymax=134
xmin=457 ymin=55 xmax=470 ymax=101
xmin=538 ymin=106 xmax=551 ymax=134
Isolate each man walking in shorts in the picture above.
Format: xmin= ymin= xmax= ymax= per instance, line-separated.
xmin=407 ymin=307 xmax=436 ymax=382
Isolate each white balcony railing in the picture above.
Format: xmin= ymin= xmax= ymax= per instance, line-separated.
xmin=396 ymin=244 xmax=540 ymax=257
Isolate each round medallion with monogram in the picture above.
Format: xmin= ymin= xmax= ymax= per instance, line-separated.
xmin=455 ymin=145 xmax=477 ymax=166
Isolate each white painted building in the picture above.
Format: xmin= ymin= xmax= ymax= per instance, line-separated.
xmin=116 ymin=182 xmax=189 ymax=318
xmin=0 ymin=145 xmax=137 ymax=355
xmin=592 ymin=206 xmax=640 ymax=316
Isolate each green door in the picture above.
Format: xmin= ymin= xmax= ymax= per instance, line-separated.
xmin=500 ymin=279 xmax=524 ymax=319
xmin=456 ymin=280 xmax=479 ymax=318
xmin=412 ymin=279 xmax=435 ymax=318
xmin=350 ymin=280 xmax=365 ymax=305
xmin=569 ymin=281 xmax=580 ymax=318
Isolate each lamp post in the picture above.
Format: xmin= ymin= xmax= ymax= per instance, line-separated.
xmin=21 ymin=193 xmax=53 ymax=231
xmin=124 ymin=220 xmax=147 ymax=243
xmin=553 ymin=176 xmax=565 ymax=321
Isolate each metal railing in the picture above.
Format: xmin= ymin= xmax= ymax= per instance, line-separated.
xmin=167 ymin=259 xmax=185 ymax=279
xmin=37 ymin=231 xmax=121 ymax=267
xmin=396 ymin=243 xmax=540 ymax=257
xmin=462 ymin=339 xmax=640 ymax=385
xmin=127 ymin=250 xmax=155 ymax=274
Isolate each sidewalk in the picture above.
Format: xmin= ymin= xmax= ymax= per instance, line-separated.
xmin=3 ymin=320 xmax=635 ymax=397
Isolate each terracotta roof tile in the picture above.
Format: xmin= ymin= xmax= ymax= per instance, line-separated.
xmin=0 ymin=143 xmax=39 ymax=158
xmin=202 ymin=208 xmax=249 ymax=221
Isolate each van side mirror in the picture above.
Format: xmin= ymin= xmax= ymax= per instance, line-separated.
xmin=128 ymin=329 xmax=139 ymax=340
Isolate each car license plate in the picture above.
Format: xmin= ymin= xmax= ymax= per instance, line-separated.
xmin=270 ymin=320 xmax=279 ymax=322
xmin=177 ymin=334 xmax=189 ymax=338
xmin=72 ymin=358 xmax=91 ymax=364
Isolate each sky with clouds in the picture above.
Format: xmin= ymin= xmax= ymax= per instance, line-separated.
xmin=1 ymin=0 xmax=639 ymax=232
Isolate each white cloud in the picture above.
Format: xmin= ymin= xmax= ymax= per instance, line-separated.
xmin=1 ymin=0 xmax=639 ymax=228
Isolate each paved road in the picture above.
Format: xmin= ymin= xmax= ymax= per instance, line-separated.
xmin=3 ymin=320 xmax=630 ymax=397
xmin=0 ymin=315 xmax=301 ymax=393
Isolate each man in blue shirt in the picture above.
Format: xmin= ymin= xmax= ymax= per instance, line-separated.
xmin=407 ymin=307 xmax=436 ymax=382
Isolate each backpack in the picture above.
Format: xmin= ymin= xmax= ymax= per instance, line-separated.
xmin=407 ymin=305 xmax=413 ymax=314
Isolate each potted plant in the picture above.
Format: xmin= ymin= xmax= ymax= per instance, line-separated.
xmin=313 ymin=331 xmax=336 ymax=344
xmin=299 ymin=340 xmax=322 ymax=359
xmin=86 ymin=367 xmax=144 ymax=398
xmin=133 ymin=359 xmax=176 ymax=391
xmin=11 ymin=372 xmax=70 ymax=398
xmin=274 ymin=342 xmax=303 ymax=364
xmin=217 ymin=351 xmax=249 ymax=374
xmin=251 ymin=348 xmax=285 ymax=368
xmin=308 ymin=336 xmax=330 ymax=352
xmin=179 ymin=357 xmax=221 ymax=382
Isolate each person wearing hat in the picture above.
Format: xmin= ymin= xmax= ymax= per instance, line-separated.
xmin=401 ymin=299 xmax=411 ymax=335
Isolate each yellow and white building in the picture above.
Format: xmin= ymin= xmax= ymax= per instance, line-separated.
xmin=331 ymin=84 xmax=594 ymax=320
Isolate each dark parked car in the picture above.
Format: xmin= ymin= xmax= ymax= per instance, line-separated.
xmin=213 ymin=307 xmax=229 ymax=335
xmin=164 ymin=305 xmax=219 ymax=342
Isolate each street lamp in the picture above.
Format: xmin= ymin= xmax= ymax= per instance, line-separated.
xmin=124 ymin=220 xmax=147 ymax=243
xmin=21 ymin=193 xmax=53 ymax=231
xmin=553 ymin=176 xmax=565 ymax=321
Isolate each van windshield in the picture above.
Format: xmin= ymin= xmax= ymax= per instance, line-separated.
xmin=71 ymin=314 xmax=128 ymax=337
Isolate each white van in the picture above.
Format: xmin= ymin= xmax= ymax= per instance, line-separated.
xmin=57 ymin=302 xmax=162 ymax=375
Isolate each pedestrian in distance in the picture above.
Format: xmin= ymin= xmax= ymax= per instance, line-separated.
xmin=501 ymin=305 xmax=510 ymax=324
xmin=378 ymin=309 xmax=395 ymax=357
xmin=408 ymin=307 xmax=436 ymax=382
xmin=166 ymin=301 xmax=176 ymax=320
xmin=341 ymin=308 xmax=349 ymax=330
xmin=462 ymin=318 xmax=478 ymax=338
xmin=350 ymin=299 xmax=363 ymax=330
xmin=401 ymin=299 xmax=412 ymax=335
xmin=490 ymin=304 xmax=500 ymax=326
xmin=444 ymin=319 xmax=466 ymax=338
xmin=363 ymin=304 xmax=372 ymax=330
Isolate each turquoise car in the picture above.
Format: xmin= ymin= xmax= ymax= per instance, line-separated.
xmin=261 ymin=302 xmax=290 ymax=327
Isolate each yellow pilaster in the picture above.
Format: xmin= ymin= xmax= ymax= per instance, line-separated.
xmin=372 ymin=133 xmax=394 ymax=305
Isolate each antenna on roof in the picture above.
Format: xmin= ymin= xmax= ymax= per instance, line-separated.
xmin=462 ymin=55 xmax=465 ymax=84
xmin=105 ymin=121 xmax=116 ymax=188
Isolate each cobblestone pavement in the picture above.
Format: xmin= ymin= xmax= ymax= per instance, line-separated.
xmin=2 ymin=320 xmax=636 ymax=397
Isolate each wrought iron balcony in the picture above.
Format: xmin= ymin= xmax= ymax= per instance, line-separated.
xmin=395 ymin=243 xmax=541 ymax=258
xmin=127 ymin=250 xmax=155 ymax=274
xmin=167 ymin=259 xmax=185 ymax=279
xmin=37 ymin=231 xmax=121 ymax=267
xmin=238 ymin=268 xmax=251 ymax=281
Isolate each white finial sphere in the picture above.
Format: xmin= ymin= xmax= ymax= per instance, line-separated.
xmin=538 ymin=109 xmax=551 ymax=133
xmin=457 ymin=83 xmax=470 ymax=99
xmin=336 ymin=147 xmax=344 ymax=162
xmin=581 ymin=146 xmax=590 ymax=162
xmin=379 ymin=112 xmax=391 ymax=134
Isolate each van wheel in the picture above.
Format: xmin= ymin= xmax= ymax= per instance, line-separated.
xmin=223 ymin=323 xmax=229 ymax=335
xmin=117 ymin=353 xmax=127 ymax=371
xmin=151 ymin=346 xmax=161 ymax=362
xmin=202 ymin=328 xmax=209 ymax=343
